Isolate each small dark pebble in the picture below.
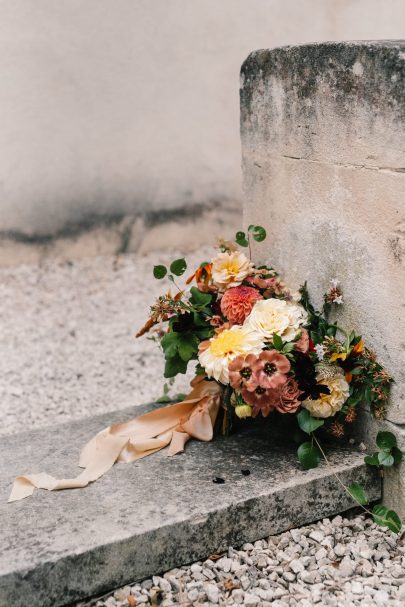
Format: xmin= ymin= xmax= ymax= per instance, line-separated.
xmin=213 ymin=477 xmax=225 ymax=484
xmin=241 ymin=469 xmax=251 ymax=476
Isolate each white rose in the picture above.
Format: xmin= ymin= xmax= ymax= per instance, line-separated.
xmin=244 ymin=298 xmax=308 ymax=342
xmin=211 ymin=251 xmax=254 ymax=290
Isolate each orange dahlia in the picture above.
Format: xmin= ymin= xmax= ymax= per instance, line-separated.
xmin=220 ymin=286 xmax=263 ymax=325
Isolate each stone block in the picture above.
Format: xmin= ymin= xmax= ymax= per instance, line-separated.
xmin=240 ymin=41 xmax=405 ymax=423
xmin=240 ymin=41 xmax=405 ymax=515
xmin=0 ymin=403 xmax=379 ymax=606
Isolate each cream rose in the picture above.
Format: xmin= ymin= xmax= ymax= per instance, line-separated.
xmin=198 ymin=325 xmax=263 ymax=384
xmin=244 ymin=298 xmax=308 ymax=342
xmin=211 ymin=251 xmax=254 ymax=290
xmin=302 ymin=367 xmax=350 ymax=418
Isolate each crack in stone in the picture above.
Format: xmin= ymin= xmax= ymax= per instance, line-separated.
xmin=280 ymin=155 xmax=405 ymax=174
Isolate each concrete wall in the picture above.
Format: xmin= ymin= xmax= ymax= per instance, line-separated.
xmin=1 ymin=1 xmax=405 ymax=244
xmin=240 ymin=41 xmax=405 ymax=514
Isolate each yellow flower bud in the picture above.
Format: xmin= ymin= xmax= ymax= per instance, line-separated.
xmin=235 ymin=404 xmax=253 ymax=419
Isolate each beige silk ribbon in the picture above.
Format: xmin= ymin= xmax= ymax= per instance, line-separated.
xmin=8 ymin=376 xmax=223 ymax=502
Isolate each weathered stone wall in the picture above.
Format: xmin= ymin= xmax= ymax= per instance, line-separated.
xmin=241 ymin=41 xmax=405 ymax=512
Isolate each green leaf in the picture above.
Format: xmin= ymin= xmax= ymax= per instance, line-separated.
xmin=177 ymin=334 xmax=199 ymax=362
xmin=170 ymin=258 xmax=187 ymax=276
xmin=282 ymin=342 xmax=295 ymax=353
xmin=326 ymin=325 xmax=337 ymax=337
xmin=297 ymin=409 xmax=325 ymax=434
xmin=235 ymin=231 xmax=249 ymax=247
xmin=348 ymin=482 xmax=368 ymax=506
xmin=377 ymin=450 xmax=395 ymax=467
xmin=153 ymin=265 xmax=167 ymax=279
xmin=189 ymin=287 xmax=212 ymax=307
xmin=372 ymin=504 xmax=402 ymax=533
xmin=376 ymin=431 xmax=397 ymax=450
xmin=160 ymin=332 xmax=179 ymax=358
xmin=297 ymin=441 xmax=321 ymax=469
xmin=272 ymin=333 xmax=283 ymax=351
xmin=364 ymin=453 xmax=380 ymax=466
xmin=156 ymin=394 xmax=172 ymax=403
xmin=248 ymin=225 xmax=267 ymax=242
xmin=164 ymin=356 xmax=187 ymax=378
xmin=392 ymin=446 xmax=403 ymax=466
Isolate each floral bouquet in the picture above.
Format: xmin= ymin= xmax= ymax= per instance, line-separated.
xmin=135 ymin=225 xmax=401 ymax=532
xmin=8 ymin=226 xmax=402 ymax=533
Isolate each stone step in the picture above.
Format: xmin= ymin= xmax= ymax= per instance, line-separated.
xmin=1 ymin=403 xmax=380 ymax=607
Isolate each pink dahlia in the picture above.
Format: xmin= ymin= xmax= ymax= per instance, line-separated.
xmin=220 ymin=286 xmax=263 ymax=325
xmin=251 ymin=350 xmax=290 ymax=389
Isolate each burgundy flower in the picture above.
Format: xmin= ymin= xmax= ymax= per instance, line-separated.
xmin=251 ymin=350 xmax=290 ymax=389
xmin=294 ymin=328 xmax=310 ymax=354
xmin=228 ymin=354 xmax=258 ymax=391
xmin=241 ymin=385 xmax=275 ymax=418
xmin=271 ymin=377 xmax=303 ymax=414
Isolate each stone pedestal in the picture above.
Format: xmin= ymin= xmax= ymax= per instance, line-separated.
xmin=240 ymin=41 xmax=405 ymax=513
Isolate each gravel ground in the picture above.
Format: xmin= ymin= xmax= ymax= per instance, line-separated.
xmin=77 ymin=513 xmax=405 ymax=607
xmin=0 ymin=247 xmax=216 ymax=436
xmin=2 ymin=250 xmax=404 ymax=606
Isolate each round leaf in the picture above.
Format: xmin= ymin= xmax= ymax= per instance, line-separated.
xmin=297 ymin=410 xmax=324 ymax=435
xmin=347 ymin=482 xmax=368 ymax=506
xmin=248 ymin=225 xmax=267 ymax=242
xmin=364 ymin=453 xmax=379 ymax=467
xmin=376 ymin=431 xmax=397 ymax=450
xmin=297 ymin=442 xmax=321 ymax=470
xmin=372 ymin=504 xmax=402 ymax=533
xmin=170 ymin=258 xmax=187 ymax=276
xmin=377 ymin=451 xmax=395 ymax=467
xmin=235 ymin=231 xmax=249 ymax=247
xmin=153 ymin=265 xmax=167 ymax=279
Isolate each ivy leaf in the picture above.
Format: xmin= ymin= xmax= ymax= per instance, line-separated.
xmin=272 ymin=334 xmax=283 ymax=351
xmin=364 ymin=453 xmax=380 ymax=466
xmin=297 ymin=441 xmax=321 ymax=469
xmin=348 ymin=482 xmax=368 ymax=506
xmin=248 ymin=225 xmax=267 ymax=242
xmin=392 ymin=446 xmax=403 ymax=466
xmin=377 ymin=451 xmax=395 ymax=467
xmin=376 ymin=431 xmax=397 ymax=450
xmin=372 ymin=504 xmax=402 ymax=533
xmin=170 ymin=258 xmax=187 ymax=276
xmin=235 ymin=231 xmax=249 ymax=247
xmin=153 ymin=265 xmax=167 ymax=279
xmin=297 ymin=410 xmax=324 ymax=435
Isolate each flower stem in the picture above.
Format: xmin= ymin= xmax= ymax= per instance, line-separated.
xmin=311 ymin=432 xmax=374 ymax=517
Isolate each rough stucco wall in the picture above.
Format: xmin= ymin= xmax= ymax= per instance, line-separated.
xmin=1 ymin=1 xmax=405 ymax=238
xmin=240 ymin=42 xmax=404 ymax=425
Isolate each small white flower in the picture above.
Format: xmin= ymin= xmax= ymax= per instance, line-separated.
xmin=314 ymin=344 xmax=326 ymax=361
xmin=330 ymin=277 xmax=339 ymax=288
xmin=333 ymin=295 xmax=344 ymax=305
